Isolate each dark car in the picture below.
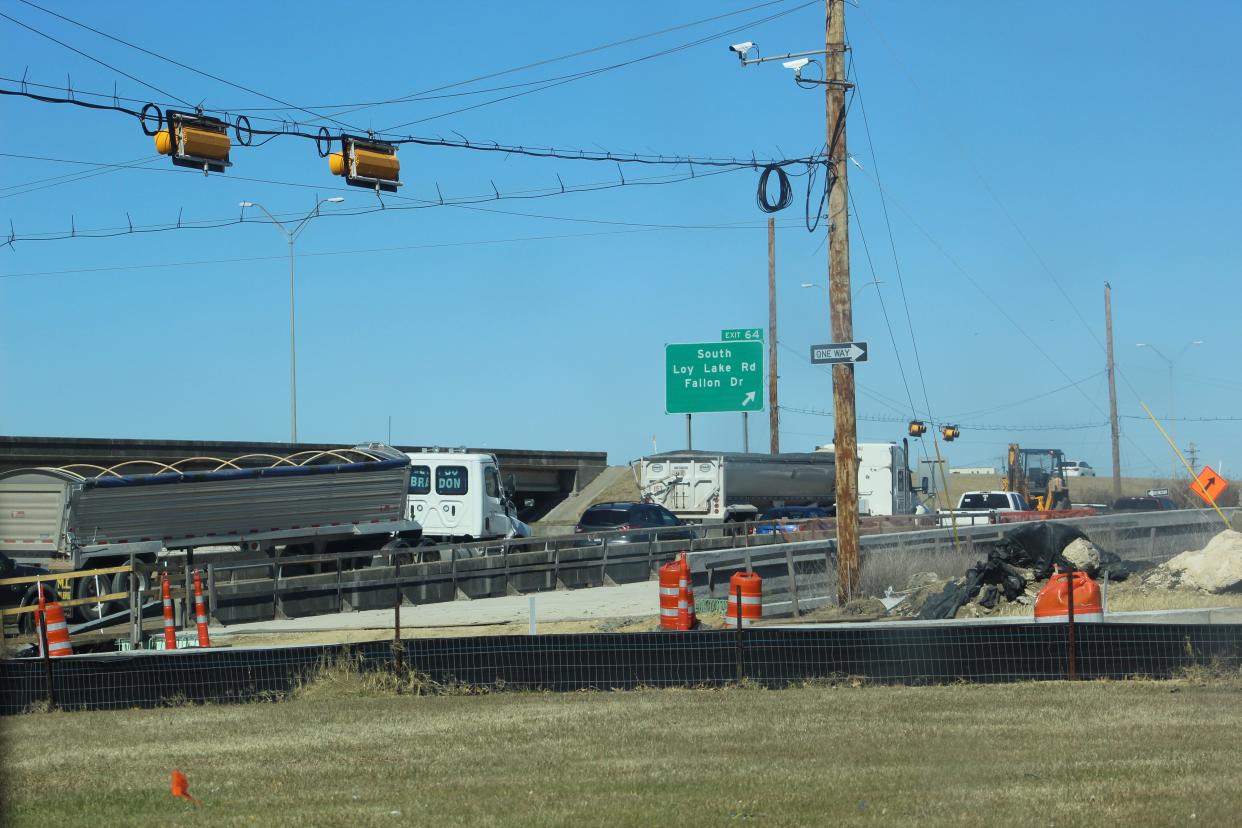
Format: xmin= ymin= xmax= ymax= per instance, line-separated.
xmin=753 ymin=506 xmax=834 ymax=535
xmin=1112 ymin=496 xmax=1176 ymax=513
xmin=0 ymin=551 xmax=54 ymax=634
xmin=573 ymin=501 xmax=696 ymax=545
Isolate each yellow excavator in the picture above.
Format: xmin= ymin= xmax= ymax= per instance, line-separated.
xmin=1003 ymin=444 xmax=1071 ymax=511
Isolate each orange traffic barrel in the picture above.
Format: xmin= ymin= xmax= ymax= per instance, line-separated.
xmin=677 ymin=553 xmax=696 ymax=631
xmin=37 ymin=583 xmax=74 ymax=657
xmin=1035 ymin=570 xmax=1103 ymax=623
xmin=725 ymin=571 xmax=762 ymax=628
xmin=658 ymin=561 xmax=682 ymax=630
xmin=192 ymin=570 xmax=211 ymax=648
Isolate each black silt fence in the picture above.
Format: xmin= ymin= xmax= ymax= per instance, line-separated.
xmin=2 ymin=624 xmax=1240 ymax=714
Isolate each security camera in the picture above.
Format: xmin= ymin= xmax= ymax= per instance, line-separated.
xmin=783 ymin=58 xmax=810 ymax=71
xmin=729 ymin=42 xmax=755 ymax=63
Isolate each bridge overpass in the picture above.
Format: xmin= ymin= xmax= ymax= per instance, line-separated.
xmin=0 ymin=435 xmax=608 ymax=522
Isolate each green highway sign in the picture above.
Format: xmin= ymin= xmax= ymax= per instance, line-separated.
xmin=721 ymin=327 xmax=763 ymax=342
xmin=666 ymin=341 xmax=764 ymax=414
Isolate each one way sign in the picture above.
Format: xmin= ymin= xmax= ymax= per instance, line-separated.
xmin=810 ymin=341 xmax=868 ymax=364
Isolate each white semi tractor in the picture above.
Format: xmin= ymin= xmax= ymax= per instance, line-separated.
xmin=402 ymin=449 xmax=530 ymax=544
xmin=0 ymin=443 xmax=421 ymax=621
xmin=813 ymin=442 xmax=922 ymax=517
xmin=639 ymin=441 xmax=921 ymax=525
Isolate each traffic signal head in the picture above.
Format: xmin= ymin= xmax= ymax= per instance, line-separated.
xmin=908 ymin=420 xmax=927 ymax=437
xmin=328 ymin=135 xmax=401 ymax=192
xmin=154 ymin=111 xmax=231 ymax=173
xmin=941 ymin=425 xmax=961 ymax=442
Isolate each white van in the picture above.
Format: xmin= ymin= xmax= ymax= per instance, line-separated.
xmin=404 ymin=450 xmax=528 ymax=543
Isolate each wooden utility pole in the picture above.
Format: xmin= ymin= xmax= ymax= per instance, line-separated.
xmin=768 ymin=217 xmax=779 ymax=454
xmin=1105 ymin=282 xmax=1122 ymax=501
xmin=826 ymin=0 xmax=860 ymax=602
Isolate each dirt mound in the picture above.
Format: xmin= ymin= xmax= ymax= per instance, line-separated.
xmin=1143 ymin=530 xmax=1242 ymax=594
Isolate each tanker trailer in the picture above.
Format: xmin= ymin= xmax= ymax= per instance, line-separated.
xmin=639 ymin=451 xmax=836 ymax=524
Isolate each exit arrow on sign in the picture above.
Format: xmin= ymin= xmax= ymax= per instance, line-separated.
xmin=810 ymin=341 xmax=868 ymax=364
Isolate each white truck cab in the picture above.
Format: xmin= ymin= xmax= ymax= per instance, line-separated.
xmin=814 ymin=441 xmax=920 ymax=516
xmin=404 ymin=450 xmax=526 ymax=543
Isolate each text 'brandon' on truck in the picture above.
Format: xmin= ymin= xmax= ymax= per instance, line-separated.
xmin=0 ymin=443 xmax=423 ymax=624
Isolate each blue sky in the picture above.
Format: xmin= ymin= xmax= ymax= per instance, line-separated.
xmin=2 ymin=1 xmax=1239 ymax=479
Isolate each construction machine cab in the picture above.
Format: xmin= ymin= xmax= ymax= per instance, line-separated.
xmin=1004 ymin=444 xmax=1068 ymax=511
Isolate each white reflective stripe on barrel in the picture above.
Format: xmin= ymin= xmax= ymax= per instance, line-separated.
xmin=45 ymin=621 xmax=68 ymax=633
xmin=727 ymin=596 xmax=762 ymax=605
xmin=659 ymin=587 xmax=680 ymax=596
xmin=1035 ymin=612 xmax=1103 ymax=623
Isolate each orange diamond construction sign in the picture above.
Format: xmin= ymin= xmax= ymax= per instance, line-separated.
xmin=1191 ymin=465 xmax=1229 ymax=506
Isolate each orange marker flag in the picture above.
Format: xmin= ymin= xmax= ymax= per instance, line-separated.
xmin=171 ymin=769 xmax=201 ymax=804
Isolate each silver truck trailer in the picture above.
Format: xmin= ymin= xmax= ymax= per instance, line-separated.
xmin=0 ymin=444 xmax=420 ymax=620
xmin=639 ymin=451 xmax=836 ymax=524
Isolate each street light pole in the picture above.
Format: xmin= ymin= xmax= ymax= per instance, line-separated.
xmin=239 ymin=197 xmax=345 ymax=444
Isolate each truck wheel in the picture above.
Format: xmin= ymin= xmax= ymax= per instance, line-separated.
xmin=381 ymin=538 xmax=414 ymax=567
xmin=74 ymin=572 xmax=116 ymax=622
xmin=17 ymin=588 xmax=44 ymax=634
xmin=111 ymin=570 xmax=150 ymax=612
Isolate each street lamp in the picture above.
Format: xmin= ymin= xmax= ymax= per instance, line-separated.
xmin=1136 ymin=339 xmax=1203 ymax=475
xmin=239 ymin=197 xmax=346 ymax=443
xmin=800 ymin=280 xmax=884 ymax=302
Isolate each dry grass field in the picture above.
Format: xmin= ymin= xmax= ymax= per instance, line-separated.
xmin=4 ymin=667 xmax=1242 ymax=827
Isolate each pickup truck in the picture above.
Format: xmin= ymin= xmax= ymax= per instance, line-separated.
xmin=937 ymin=491 xmax=1031 ymax=527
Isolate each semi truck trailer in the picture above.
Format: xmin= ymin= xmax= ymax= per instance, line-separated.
xmin=639 ymin=451 xmax=837 ymax=524
xmin=0 ymin=443 xmax=420 ymax=621
xmin=639 ymin=441 xmax=922 ymax=524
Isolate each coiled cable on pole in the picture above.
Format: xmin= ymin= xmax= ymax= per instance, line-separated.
xmin=755 ymin=164 xmax=793 ymax=212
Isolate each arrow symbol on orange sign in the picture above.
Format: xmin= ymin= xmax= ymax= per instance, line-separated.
xmin=1205 ymin=477 xmax=1217 ymax=491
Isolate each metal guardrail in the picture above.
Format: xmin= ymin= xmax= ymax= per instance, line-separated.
xmin=690 ymin=508 xmax=1241 ymax=617
xmin=10 ymin=508 xmax=1235 ymax=634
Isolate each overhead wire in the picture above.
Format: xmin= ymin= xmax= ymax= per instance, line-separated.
xmin=277 ymin=0 xmax=802 ymax=120
xmin=0 ymin=9 xmax=191 ymax=106
xmin=847 ymin=58 xmax=1167 ymax=476
xmin=0 ymin=154 xmax=160 ymax=197
xmin=1 ymin=220 xmax=801 ymax=280
xmin=14 ymin=0 xmax=359 ymax=131
xmin=1 ymin=162 xmax=757 ymax=245
xmin=374 ymin=1 xmax=818 ymax=132
xmin=0 ymin=83 xmax=824 ymax=172
xmin=852 ymin=6 xmax=1185 ymax=472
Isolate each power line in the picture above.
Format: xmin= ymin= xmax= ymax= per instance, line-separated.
xmin=1 ymin=163 xmax=755 ymax=246
xmin=375 ymin=2 xmax=816 ymax=131
xmin=0 ymin=9 xmax=191 ymax=106
xmin=779 ymin=405 xmax=1108 ymax=432
xmin=0 ymin=154 xmax=160 ymax=197
xmin=0 ymin=83 xmax=823 ymax=172
xmin=1 ymin=221 xmax=794 ymax=279
xmin=15 ymin=0 xmax=359 ymax=132
xmin=279 ymin=0 xmax=802 ymax=120
xmin=851 ymin=9 xmax=1179 ymax=476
